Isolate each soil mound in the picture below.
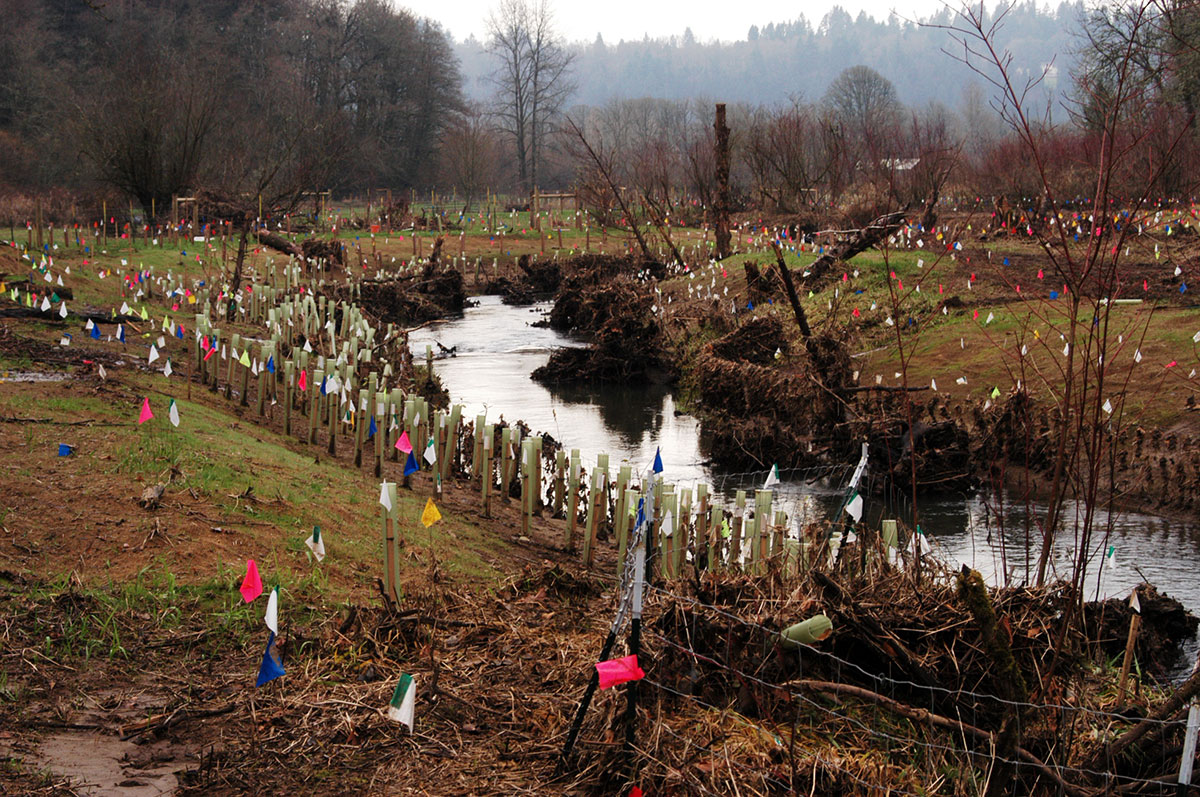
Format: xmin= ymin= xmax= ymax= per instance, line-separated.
xmin=500 ymin=255 xmax=562 ymax=306
xmin=1084 ymin=583 xmax=1198 ymax=678
xmin=340 ymin=269 xmax=466 ymax=326
xmin=709 ymin=316 xmax=786 ymax=364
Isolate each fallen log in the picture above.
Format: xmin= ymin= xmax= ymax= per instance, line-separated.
xmin=254 ymin=230 xmax=302 ymax=258
xmin=803 ymin=210 xmax=908 ymax=285
xmin=1085 ymin=650 xmax=1200 ymax=771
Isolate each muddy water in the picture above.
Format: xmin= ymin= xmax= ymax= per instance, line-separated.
xmin=410 ymin=297 xmax=1200 ymax=645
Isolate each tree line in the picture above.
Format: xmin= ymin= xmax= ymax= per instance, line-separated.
xmin=0 ymin=0 xmax=463 ymax=216
xmin=1 ymin=0 xmax=1197 ymax=224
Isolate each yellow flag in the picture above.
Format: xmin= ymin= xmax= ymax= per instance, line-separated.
xmin=421 ymin=498 xmax=441 ymax=527
xmin=239 ymin=350 xmax=252 ymax=367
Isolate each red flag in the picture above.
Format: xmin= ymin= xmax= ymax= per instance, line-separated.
xmin=596 ymin=655 xmax=645 ymax=689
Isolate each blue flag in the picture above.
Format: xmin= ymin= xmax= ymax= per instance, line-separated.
xmin=91 ymin=325 xmax=101 ymax=340
xmin=175 ymin=325 xmax=184 ymax=339
xmin=652 ymin=447 xmax=663 ymax=474
xmin=404 ymin=451 xmax=420 ymax=476
xmin=117 ymin=324 xmax=126 ymax=343
xmin=368 ymin=415 xmax=377 ymax=439
xmin=635 ymin=497 xmax=646 ymax=530
xmin=266 ymin=355 xmax=275 ymax=374
xmin=256 ymin=631 xmax=285 ymax=687
xmin=319 ymin=377 xmax=327 ymax=396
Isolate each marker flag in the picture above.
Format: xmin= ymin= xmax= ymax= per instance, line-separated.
xmin=168 ymin=399 xmax=180 ymax=427
xmin=596 ymin=655 xmax=645 ymax=689
xmin=264 ymin=586 xmax=279 ymax=634
xmin=305 ymin=526 xmax=325 ymax=561
xmin=255 ymin=631 xmax=285 ymax=687
xmin=652 ymin=447 xmax=664 ymax=474
xmin=404 ymin=451 xmax=420 ymax=476
xmin=240 ymin=559 xmax=264 ymax=602
xmin=845 ymin=492 xmax=864 ymax=522
xmin=763 ymin=464 xmax=780 ymax=490
xmin=396 ymin=431 xmax=413 ymax=453
xmin=388 ymin=673 xmax=416 ymax=729
xmin=421 ymin=498 xmax=441 ymax=527
xmin=379 ymin=482 xmax=393 ymax=512
xmin=138 ymin=398 xmax=154 ymax=424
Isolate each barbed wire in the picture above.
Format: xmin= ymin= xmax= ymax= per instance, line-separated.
xmin=642 ymin=629 xmax=1176 ymax=791
xmin=642 ymin=675 xmax=941 ymax=797
xmin=643 ymin=582 xmax=1189 ymax=729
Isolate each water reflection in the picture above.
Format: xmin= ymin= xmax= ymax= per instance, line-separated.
xmin=545 ymin=380 xmax=672 ymax=447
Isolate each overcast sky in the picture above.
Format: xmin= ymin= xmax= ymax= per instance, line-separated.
xmin=401 ymin=0 xmax=952 ymax=44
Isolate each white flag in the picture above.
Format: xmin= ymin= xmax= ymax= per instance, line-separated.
xmin=763 ymin=464 xmax=780 ymax=490
xmin=387 ymin=673 xmax=415 ymax=730
xmin=379 ymin=482 xmax=393 ymax=511
xmin=169 ymin=400 xmax=180 ymax=427
xmin=148 ymin=345 xmax=159 ymax=364
xmin=845 ymin=492 xmax=863 ymax=522
xmin=163 ymin=359 xmax=173 ymax=378
xmin=305 ymin=526 xmax=326 ymax=562
xmin=264 ymin=586 xmax=279 ymax=634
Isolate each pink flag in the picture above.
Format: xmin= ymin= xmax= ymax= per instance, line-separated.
xmin=396 ymin=431 xmax=413 ymax=453
xmin=240 ymin=559 xmax=263 ymax=602
xmin=138 ymin=397 xmax=154 ymax=424
xmin=596 ymin=654 xmax=645 ymax=690
xmin=298 ymin=369 xmax=307 ymax=391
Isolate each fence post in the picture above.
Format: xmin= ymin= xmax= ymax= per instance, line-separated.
xmin=382 ymin=482 xmax=401 ymax=605
xmin=481 ymin=423 xmax=494 ymax=517
xmin=678 ymin=487 xmax=692 ymax=576
xmin=756 ymin=490 xmax=773 ymax=566
xmin=308 ymin=368 xmax=323 ymax=444
xmin=565 ymin=449 xmax=580 ymax=549
xmin=500 ymin=427 xmax=513 ymax=503
xmin=582 ymin=471 xmax=601 ymax=568
xmin=375 ymin=391 xmax=386 ymax=477
xmin=284 ymin=361 xmax=294 ymax=436
xmin=553 ymin=450 xmax=567 ymax=516
xmin=731 ymin=490 xmax=746 ymax=570
xmin=472 ymin=413 xmax=486 ymax=484
xmin=697 ymin=484 xmax=713 ymax=570
xmin=520 ymin=438 xmax=534 ymax=537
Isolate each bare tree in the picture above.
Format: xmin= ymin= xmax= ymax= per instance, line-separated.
xmin=823 ymin=64 xmax=901 ymax=134
xmin=441 ymin=103 xmax=500 ymax=212
xmin=71 ymin=9 xmax=224 ymax=217
xmin=485 ymin=0 xmax=574 ymax=192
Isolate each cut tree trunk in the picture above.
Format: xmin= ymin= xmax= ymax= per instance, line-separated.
xmin=714 ymin=103 xmax=732 ymax=260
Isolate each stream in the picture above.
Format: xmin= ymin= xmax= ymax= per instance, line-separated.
xmin=410 ymin=296 xmax=1200 ymax=664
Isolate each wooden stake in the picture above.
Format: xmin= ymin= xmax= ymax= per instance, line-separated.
xmin=1118 ymin=610 xmax=1142 ymax=705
